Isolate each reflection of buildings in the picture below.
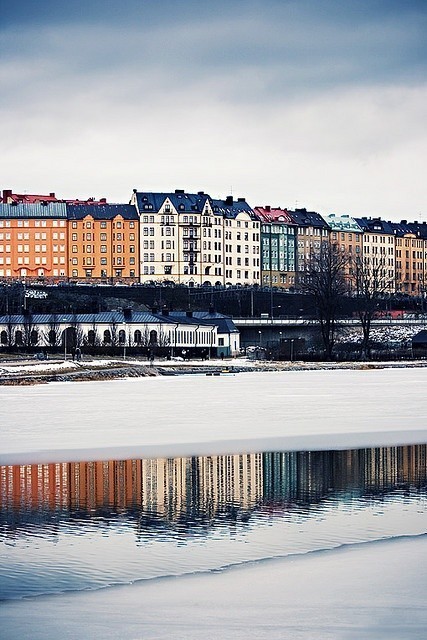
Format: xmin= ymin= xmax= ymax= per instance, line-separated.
xmin=1 ymin=446 xmax=426 ymax=535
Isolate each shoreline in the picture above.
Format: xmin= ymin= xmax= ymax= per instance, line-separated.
xmin=1 ymin=355 xmax=427 ymax=385
xmin=1 ymin=535 xmax=426 ymax=639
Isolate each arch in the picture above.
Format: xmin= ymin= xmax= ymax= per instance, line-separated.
xmin=202 ymin=280 xmax=211 ymax=287
xmin=15 ymin=330 xmax=23 ymax=346
xmin=118 ymin=329 xmax=126 ymax=344
xmin=48 ymin=329 xmax=56 ymax=346
xmin=87 ymin=329 xmax=96 ymax=346
xmin=149 ymin=329 xmax=157 ymax=345
xmin=134 ymin=329 xmax=142 ymax=344
xmin=0 ymin=330 xmax=8 ymax=345
xmin=103 ymin=329 xmax=111 ymax=344
xmin=30 ymin=329 xmax=38 ymax=345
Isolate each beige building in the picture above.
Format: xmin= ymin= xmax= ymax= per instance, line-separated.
xmin=131 ymin=190 xmax=260 ymax=286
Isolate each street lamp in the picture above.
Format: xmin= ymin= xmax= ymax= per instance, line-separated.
xmin=258 ymin=330 xmax=262 ymax=346
xmin=290 ymin=338 xmax=294 ymax=362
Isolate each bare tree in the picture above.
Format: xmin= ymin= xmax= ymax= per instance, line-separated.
xmin=300 ymin=242 xmax=349 ymax=360
xmin=352 ymin=256 xmax=394 ymax=359
xmin=45 ymin=313 xmax=61 ymax=348
xmin=71 ymin=313 xmax=84 ymax=348
xmin=22 ymin=312 xmax=39 ymax=349
xmin=109 ymin=314 xmax=119 ymax=347
xmin=85 ymin=315 xmax=101 ymax=347
xmin=5 ymin=314 xmax=15 ymax=347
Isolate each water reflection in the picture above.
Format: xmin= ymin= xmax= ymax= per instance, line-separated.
xmin=1 ymin=446 xmax=426 ymax=540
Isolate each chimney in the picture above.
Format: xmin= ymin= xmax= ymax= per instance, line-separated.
xmin=162 ymin=308 xmax=169 ymax=316
xmin=186 ymin=310 xmax=193 ymax=318
xmin=237 ymin=197 xmax=246 ymax=202
xmin=49 ymin=192 xmax=55 ymax=198
xmin=175 ymin=189 xmax=185 ymax=194
xmin=152 ymin=303 xmax=159 ymax=314
xmin=3 ymin=189 xmax=12 ymax=203
xmin=208 ymin=305 xmax=215 ymax=315
xmin=100 ymin=197 xmax=107 ymax=203
xmin=225 ymin=195 xmax=233 ymax=205
xmin=197 ymin=191 xmax=205 ymax=195
xmin=123 ymin=308 xmax=132 ymax=321
xmin=265 ymin=205 xmax=271 ymax=212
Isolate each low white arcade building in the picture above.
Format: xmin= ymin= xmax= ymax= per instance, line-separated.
xmin=0 ymin=309 xmax=240 ymax=358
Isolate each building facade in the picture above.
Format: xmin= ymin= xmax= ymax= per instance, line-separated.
xmin=132 ymin=190 xmax=260 ymax=287
xmin=67 ymin=204 xmax=139 ymax=282
xmin=253 ymin=206 xmax=297 ymax=289
xmin=0 ymin=202 xmax=68 ymax=280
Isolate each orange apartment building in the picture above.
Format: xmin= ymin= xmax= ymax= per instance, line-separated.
xmin=0 ymin=202 xmax=68 ymax=280
xmin=67 ymin=204 xmax=139 ymax=282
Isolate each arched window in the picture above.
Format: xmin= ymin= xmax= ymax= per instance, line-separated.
xmin=87 ymin=330 xmax=96 ymax=346
xmin=149 ymin=330 xmax=157 ymax=344
xmin=134 ymin=330 xmax=142 ymax=344
xmin=48 ymin=329 xmax=56 ymax=345
xmin=118 ymin=329 xmax=126 ymax=344
xmin=103 ymin=329 xmax=111 ymax=344
xmin=15 ymin=330 xmax=23 ymax=346
xmin=0 ymin=330 xmax=7 ymax=345
xmin=30 ymin=330 xmax=38 ymax=345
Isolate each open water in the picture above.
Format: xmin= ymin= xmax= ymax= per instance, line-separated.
xmin=1 ymin=444 xmax=426 ymax=601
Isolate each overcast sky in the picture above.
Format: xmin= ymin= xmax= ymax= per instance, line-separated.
xmin=1 ymin=0 xmax=426 ymax=220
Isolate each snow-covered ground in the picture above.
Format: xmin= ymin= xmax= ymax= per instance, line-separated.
xmin=1 ymin=368 xmax=426 ymax=465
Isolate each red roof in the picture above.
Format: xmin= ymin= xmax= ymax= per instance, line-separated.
xmin=253 ymin=206 xmax=294 ymax=224
xmin=2 ymin=189 xmax=107 ymax=205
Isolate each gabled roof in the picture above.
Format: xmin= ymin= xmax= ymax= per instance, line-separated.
xmin=66 ymin=204 xmax=139 ymax=220
xmin=0 ymin=202 xmax=67 ymax=218
xmin=135 ymin=190 xmax=210 ymax=214
xmin=412 ymin=330 xmax=427 ymax=344
xmin=210 ymin=196 xmax=256 ymax=220
xmin=287 ymin=208 xmax=329 ymax=229
xmin=168 ymin=311 xmax=238 ymax=334
xmin=253 ymin=206 xmax=295 ymax=224
xmin=355 ymin=217 xmax=395 ymax=234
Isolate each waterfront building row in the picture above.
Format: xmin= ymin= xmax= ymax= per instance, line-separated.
xmin=1 ymin=188 xmax=426 ymax=295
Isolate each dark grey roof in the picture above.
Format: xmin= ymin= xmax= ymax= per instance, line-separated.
xmin=66 ymin=204 xmax=138 ymax=220
xmin=388 ymin=220 xmax=417 ymax=237
xmin=0 ymin=202 xmax=67 ymax=218
xmin=412 ymin=330 xmax=427 ymax=344
xmin=168 ymin=311 xmax=238 ymax=333
xmin=355 ymin=217 xmax=395 ymax=234
xmin=135 ymin=191 xmax=210 ymax=214
xmin=0 ymin=310 xmax=229 ymax=331
xmin=288 ymin=208 xmax=329 ymax=229
xmin=210 ymin=197 xmax=256 ymax=220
